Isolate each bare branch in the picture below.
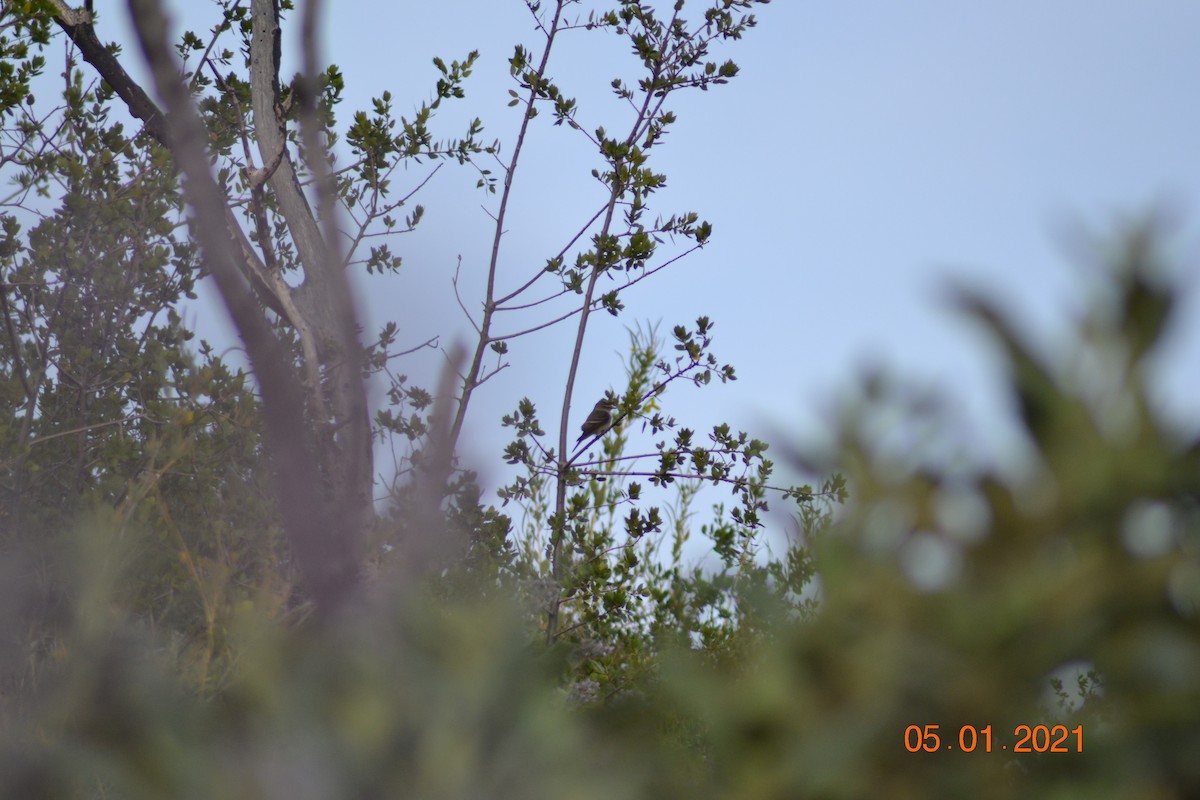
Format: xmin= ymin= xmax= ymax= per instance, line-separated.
xmin=447 ymin=0 xmax=570 ymax=453
xmin=452 ymin=256 xmax=481 ymax=334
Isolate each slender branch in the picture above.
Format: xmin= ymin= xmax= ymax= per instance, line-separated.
xmin=547 ymin=8 xmax=681 ymax=642
xmin=565 ymin=469 xmax=828 ymax=502
xmin=494 ymin=201 xmax=608 ymax=308
xmin=188 ymin=2 xmax=238 ymax=92
xmin=341 ymin=163 xmax=440 ymax=270
xmin=451 ymin=256 xmax=481 ymax=334
xmin=447 ymin=0 xmax=569 ymax=452
xmin=3 ymin=414 xmax=146 ymax=456
xmin=209 ymin=63 xmax=282 ymax=275
xmin=383 ymin=335 xmax=439 ymax=362
xmin=488 ymin=239 xmax=703 ymax=350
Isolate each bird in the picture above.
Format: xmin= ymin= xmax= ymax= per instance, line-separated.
xmin=576 ymin=396 xmax=616 ymax=446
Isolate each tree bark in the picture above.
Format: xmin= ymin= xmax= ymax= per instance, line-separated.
xmin=49 ymin=0 xmax=372 ymax=612
xmin=248 ymin=0 xmax=373 ymax=548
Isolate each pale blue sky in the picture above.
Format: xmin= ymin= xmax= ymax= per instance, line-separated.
xmin=114 ymin=1 xmax=1200 ymax=496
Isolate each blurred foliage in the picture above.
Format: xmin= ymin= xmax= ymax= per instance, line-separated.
xmin=0 ymin=11 xmax=289 ymax=706
xmin=0 ymin=1 xmax=1196 ymax=797
xmin=3 ymin=224 xmax=1199 ymax=797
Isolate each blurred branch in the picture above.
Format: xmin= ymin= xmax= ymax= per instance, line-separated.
xmin=127 ymin=0 xmax=355 ymax=615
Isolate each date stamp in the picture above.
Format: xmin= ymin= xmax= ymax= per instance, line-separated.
xmin=904 ymin=724 xmax=1083 ymax=753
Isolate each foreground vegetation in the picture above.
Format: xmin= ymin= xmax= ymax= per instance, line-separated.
xmin=1 ymin=2 xmax=1197 ymax=796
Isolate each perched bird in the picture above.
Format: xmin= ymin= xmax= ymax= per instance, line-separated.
xmin=576 ymin=396 xmax=616 ymax=446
